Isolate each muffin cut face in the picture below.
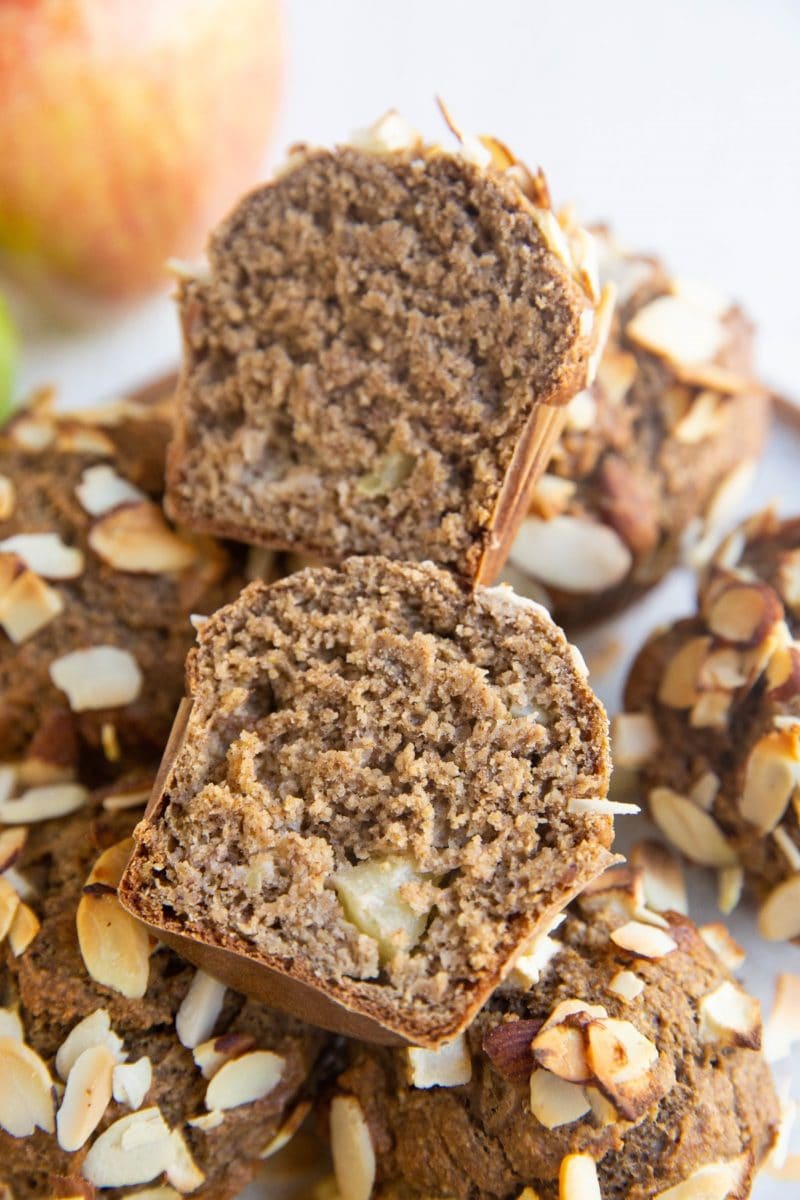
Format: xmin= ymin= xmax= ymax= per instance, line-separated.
xmin=120 ymin=557 xmax=614 ymax=1046
xmin=167 ymin=121 xmax=605 ymax=582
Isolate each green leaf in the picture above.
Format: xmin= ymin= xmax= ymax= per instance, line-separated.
xmin=0 ymin=293 xmax=18 ymax=426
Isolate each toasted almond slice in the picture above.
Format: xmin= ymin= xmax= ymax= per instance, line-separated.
xmin=596 ymin=346 xmax=638 ymax=405
xmin=0 ymin=781 xmax=88 ymax=825
xmin=102 ymin=787 xmax=151 ymax=812
xmin=192 ymin=1031 xmax=257 ymax=1080
xmin=56 ymin=1009 xmax=126 ymax=1080
xmin=585 ymin=1018 xmax=660 ymax=1120
xmin=81 ymin=1107 xmax=174 ymax=1187
xmin=0 ymin=825 xmax=29 ymax=871
xmin=0 ymin=475 xmax=15 ymax=520
xmin=349 ymin=110 xmax=422 ymax=155
xmin=739 ymin=729 xmax=800 ymax=833
xmin=568 ymin=797 xmax=640 ymax=816
xmin=773 ymin=826 xmax=800 ymax=873
xmin=608 ymin=970 xmax=644 ymax=1003
xmin=758 ymin=873 xmax=800 ymax=941
xmin=763 ymin=973 xmax=800 ymax=1062
xmin=509 ymin=933 xmax=563 ymax=989
xmin=89 ymin=502 xmax=198 ymax=573
xmin=698 ymin=981 xmax=761 ymax=1049
xmin=531 ymin=1021 xmax=590 ymax=1084
xmin=0 ymin=875 xmax=20 ymax=939
xmin=529 ymin=473 xmax=577 ymax=519
xmin=699 ymin=923 xmax=746 ymax=972
xmin=175 ymin=969 xmax=227 ymax=1050
xmin=563 ymin=389 xmax=596 ymax=432
xmin=77 ymin=892 xmax=150 ymax=998
xmin=529 ymin=1069 xmax=590 ymax=1129
xmin=205 ymin=1049 xmax=285 ymax=1111
xmin=697 ymin=646 xmax=747 ymax=690
xmin=540 ymin=999 xmax=609 ymax=1034
xmin=611 ymin=713 xmax=660 ymax=768
xmin=330 ymin=1095 xmax=376 ymax=1200
xmin=777 ymin=550 xmax=800 ymax=613
xmin=510 ymin=515 xmax=632 ymax=594
xmin=407 ymin=1033 xmax=472 ymax=1088
xmin=707 ymin=581 xmax=783 ymax=647
xmin=690 ymin=771 xmax=721 ymax=811
xmin=8 ymin=414 xmax=55 ymax=450
xmin=652 ymin=1154 xmax=751 ymax=1199
xmin=8 ymin=900 xmax=40 ymax=955
xmin=629 ymin=840 xmax=688 ymax=915
xmin=56 ymin=425 xmax=117 ymax=455
xmin=0 ymin=564 xmax=64 ymax=642
xmin=50 ymin=645 xmax=142 ymax=711
xmin=86 ymin=839 xmax=133 ymax=889
xmin=0 ymin=1005 xmax=24 ymax=1040
xmin=689 ymin=689 xmax=732 ymax=729
xmin=0 ymin=532 xmax=84 ymax=580
xmin=559 ymin=1152 xmax=601 ymax=1200
xmin=650 ymin=787 xmax=738 ymax=868
xmin=113 ymin=1057 xmax=152 ymax=1110
xmin=657 ymin=637 xmax=710 ymax=708
xmin=165 ymin=1129 xmax=206 ymax=1193
xmin=0 ymin=1035 xmax=56 ymax=1136
xmin=259 ymin=1099 xmax=313 ymax=1159
xmin=57 ymin=1044 xmax=115 ymax=1151
xmin=627 ymin=295 xmax=727 ymax=367
xmin=673 ymin=390 xmax=724 ymax=444
xmin=76 ymin=465 xmax=146 ymax=517
xmin=717 ymin=866 xmax=744 ymax=916
xmin=188 ymin=1109 xmax=224 ymax=1131
xmin=610 ymin=920 xmax=677 ymax=959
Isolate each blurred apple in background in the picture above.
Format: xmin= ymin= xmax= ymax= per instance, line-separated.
xmin=0 ymin=0 xmax=284 ymax=308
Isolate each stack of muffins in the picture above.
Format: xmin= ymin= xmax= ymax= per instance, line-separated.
xmin=1 ymin=111 xmax=794 ymax=1200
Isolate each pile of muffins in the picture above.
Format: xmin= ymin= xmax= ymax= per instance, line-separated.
xmin=1 ymin=110 xmax=797 ymax=1200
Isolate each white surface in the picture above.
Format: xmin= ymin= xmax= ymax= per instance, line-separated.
xmin=8 ymin=2 xmax=800 ymax=1195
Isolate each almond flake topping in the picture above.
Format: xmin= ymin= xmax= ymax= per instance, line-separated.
xmin=50 ymin=645 xmax=143 ymax=711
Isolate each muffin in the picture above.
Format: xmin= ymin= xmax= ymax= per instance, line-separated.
xmin=0 ymin=385 xmax=243 ymax=782
xmin=619 ymin=507 xmax=800 ymax=939
xmin=120 ymin=557 xmax=617 ymax=1047
xmin=0 ymin=784 xmax=321 ymax=1199
xmin=504 ymin=227 xmax=769 ymax=626
xmin=327 ymin=869 xmax=778 ymax=1200
xmin=166 ymin=111 xmax=611 ymax=584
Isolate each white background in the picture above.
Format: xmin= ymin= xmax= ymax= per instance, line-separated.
xmin=10 ymin=2 xmax=800 ymax=1196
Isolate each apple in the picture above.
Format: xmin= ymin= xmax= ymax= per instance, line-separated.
xmin=0 ymin=0 xmax=284 ymax=304
xmin=0 ymin=292 xmax=18 ymax=422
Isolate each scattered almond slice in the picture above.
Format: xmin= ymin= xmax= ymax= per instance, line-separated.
xmin=531 ymin=1020 xmax=591 ymax=1084
xmin=627 ymin=295 xmax=728 ymax=367
xmin=0 ymin=1035 xmax=56 ymax=1136
xmin=698 ymin=981 xmax=761 ymax=1048
xmin=568 ymin=797 xmax=640 ymax=816
xmin=717 ymin=866 xmax=744 ymax=916
xmin=763 ymin=973 xmax=800 ymax=1062
xmin=0 ymin=532 xmax=84 ymax=580
xmin=330 ymin=1095 xmax=376 ymax=1200
xmin=690 ymin=771 xmax=721 ymax=811
xmin=0 ymin=475 xmax=15 ymax=520
xmin=349 ymin=110 xmax=422 ymax=155
xmin=739 ymin=728 xmax=800 ymax=833
xmin=188 ymin=1109 xmax=224 ymax=1131
xmin=77 ymin=890 xmax=150 ymax=999
xmin=81 ymin=1107 xmax=174 ymax=1188
xmin=0 ymin=563 xmax=64 ymax=642
xmin=629 ymin=840 xmax=688 ymax=915
xmin=698 ymin=923 xmax=746 ymax=972
xmin=658 ymin=637 xmax=710 ymax=708
xmin=585 ymin=1018 xmax=660 ymax=1120
xmin=0 ymin=781 xmax=88 ymax=825
xmin=559 ymin=1152 xmax=601 ymax=1200
xmin=758 ymin=873 xmax=800 ymax=941
xmin=259 ymin=1099 xmax=313 ymax=1159
xmin=102 ymin=786 xmax=152 ymax=812
xmin=56 ymin=1009 xmax=126 ymax=1080
xmin=8 ymin=900 xmax=40 ymax=955
xmin=406 ymin=1033 xmax=472 ymax=1088
xmin=0 ymin=875 xmax=20 ymax=939
xmin=610 ymin=712 xmax=660 ymax=768
xmin=510 ymin=515 xmax=632 ymax=593
xmin=540 ymin=999 xmax=609 ymax=1033
xmin=205 ymin=1049 xmax=285 ymax=1111
xmin=175 ymin=969 xmax=227 ymax=1049
xmin=0 ymin=1005 xmax=24 ymax=1040
xmin=509 ymin=929 xmax=563 ymax=989
xmin=113 ymin=1057 xmax=152 ymax=1110
xmin=608 ymin=970 xmax=644 ymax=1003
xmin=88 ymin=501 xmax=199 ymax=573
xmin=192 ymin=1031 xmax=257 ymax=1080
xmin=772 ymin=826 xmax=800 ymax=872
xmin=75 ymin=464 xmax=146 ymax=516
xmin=50 ymin=645 xmax=143 ymax=711
xmin=57 ymin=1044 xmax=115 ymax=1151
xmin=650 ymin=787 xmax=738 ymax=868
xmin=652 ymin=1154 xmax=751 ymax=1199
xmin=8 ymin=414 xmax=55 ymax=450
xmin=56 ymin=425 xmax=116 ymax=455
xmin=610 ymin=920 xmax=677 ymax=958
xmin=529 ymin=1069 xmax=590 ymax=1129
xmin=165 ymin=1129 xmax=206 ymax=1192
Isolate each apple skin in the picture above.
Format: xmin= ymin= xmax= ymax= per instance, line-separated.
xmin=0 ymin=0 xmax=284 ymax=302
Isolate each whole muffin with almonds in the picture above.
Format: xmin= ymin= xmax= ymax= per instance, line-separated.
xmin=0 ymin=783 xmax=322 ymax=1199
xmin=327 ymin=868 xmax=778 ymax=1200
xmin=620 ymin=508 xmax=800 ymax=941
xmin=0 ymin=386 xmax=244 ymax=783
xmin=503 ymin=228 xmax=769 ymax=626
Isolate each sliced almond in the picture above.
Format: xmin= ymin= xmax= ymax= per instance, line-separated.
xmin=0 ymin=532 xmax=83 ymax=580
xmin=690 ymin=771 xmax=721 ymax=811
xmin=529 ymin=1069 xmax=590 ymax=1129
xmin=596 ymin=346 xmax=638 ymax=405
xmin=698 ymin=923 xmax=746 ymax=972
xmin=689 ymin=689 xmax=732 ymax=729
xmin=81 ymin=1106 xmax=174 ymax=1188
xmin=85 ymin=838 xmax=132 ymax=889
xmin=349 ymin=109 xmax=422 ymax=155
xmin=739 ymin=728 xmax=800 ymax=833
xmin=698 ymin=981 xmax=761 ymax=1049
xmin=629 ymin=840 xmax=688 ymax=915
xmin=8 ymin=414 xmax=55 ymax=451
xmin=697 ymin=646 xmax=747 ymax=690
xmin=610 ymin=712 xmax=660 ymax=768
xmin=717 ymin=866 xmax=744 ymax=916
xmin=0 ymin=781 xmax=88 ymax=825
xmin=0 ymin=1005 xmax=24 ymax=1040
xmin=8 ymin=900 xmax=40 ymax=955
xmin=50 ymin=645 xmax=142 ymax=711
xmin=0 ymin=1035 xmax=55 ymax=1136
xmin=509 ymin=931 xmax=563 ymax=989
xmin=165 ymin=1129 xmax=206 ymax=1193
xmin=585 ymin=1085 xmax=617 ymax=1127
xmin=510 ymin=515 xmax=632 ymax=593
xmin=657 ymin=637 xmax=710 ymax=708
xmin=567 ymin=797 xmax=640 ymax=816
xmin=610 ymin=920 xmax=677 ymax=958
xmin=652 ymin=1154 xmax=750 ymax=1199
xmin=0 ymin=875 xmax=20 ymax=939
xmin=175 ymin=969 xmax=227 ymax=1049
xmin=330 ymin=1095 xmax=376 ymax=1200
xmin=563 ymin=389 xmax=596 ymax=432
xmin=777 ymin=549 xmax=800 ymax=613
xmin=56 ymin=1009 xmax=126 ymax=1080
xmin=585 ymin=1018 xmax=660 ymax=1120
xmin=55 ymin=425 xmax=116 ymax=456
xmin=113 ymin=1057 xmax=152 ymax=1110
xmin=529 ymin=473 xmax=577 ymax=519
xmin=707 ymin=582 xmax=783 ymax=646
xmin=259 ymin=1099 xmax=313 ymax=1159
xmin=89 ymin=502 xmax=198 ymax=573
xmin=540 ymin=999 xmax=609 ymax=1033
xmin=608 ymin=970 xmax=644 ymax=1003
xmin=102 ymin=786 xmax=152 ymax=812
xmin=192 ymin=1031 xmax=257 ymax=1080
xmin=0 ymin=563 xmax=63 ymax=642
xmin=531 ymin=1020 xmax=590 ymax=1083
xmin=758 ymin=873 xmax=800 ymax=941
xmin=77 ymin=891 xmax=150 ymax=998
xmin=57 ymin=1044 xmax=115 ymax=1151
xmin=559 ymin=1153 xmax=601 ymax=1200
xmin=406 ymin=1033 xmax=472 ymax=1088
xmin=626 ymin=295 xmax=727 ymax=367
xmin=650 ymin=787 xmax=738 ymax=867
xmin=763 ymin=973 xmax=800 ymax=1062
xmin=673 ymin=390 xmax=724 ymax=444
xmin=76 ymin=465 xmax=146 ymax=517
xmin=0 ymin=475 xmax=15 ymax=520
xmin=188 ymin=1110 xmax=224 ymax=1131
xmin=204 ymin=1049 xmax=285 ymax=1111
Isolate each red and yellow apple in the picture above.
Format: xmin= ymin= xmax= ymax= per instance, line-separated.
xmin=0 ymin=0 xmax=284 ymax=303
